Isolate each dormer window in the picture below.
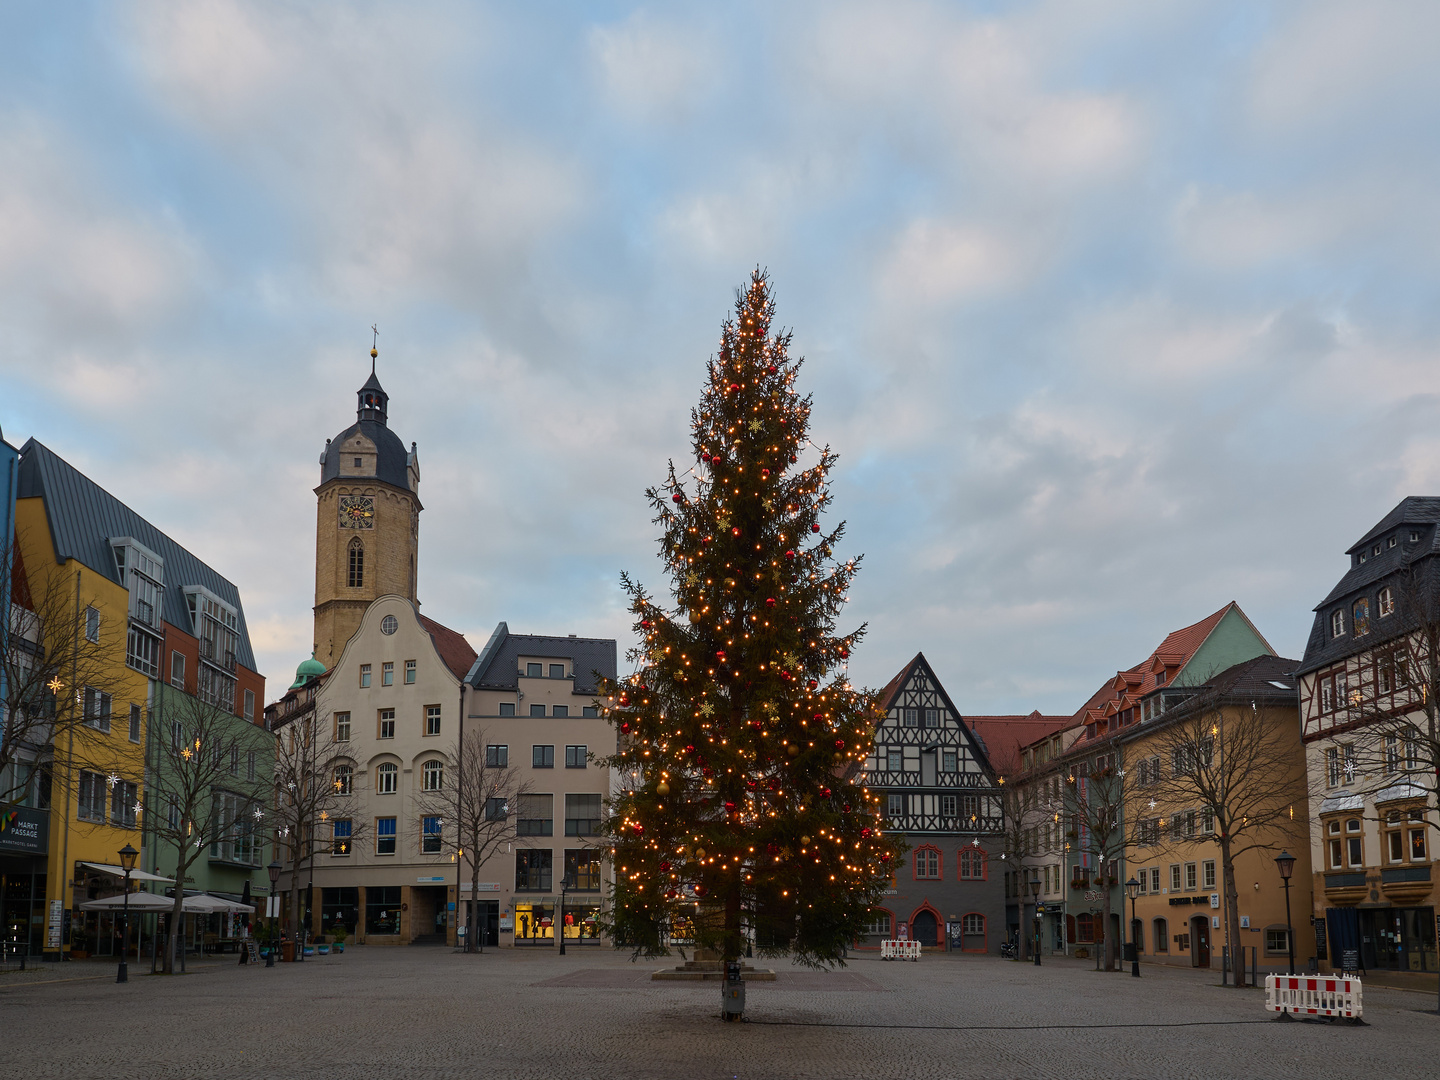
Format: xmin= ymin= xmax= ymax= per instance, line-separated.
xmin=1331 ymin=610 xmax=1345 ymax=638
xmin=1155 ymin=669 xmax=1166 ymax=687
xmin=1388 ymin=536 xmax=1397 ymax=549
xmin=1358 ymin=552 xmax=1367 ymax=564
xmin=1373 ymin=544 xmax=1382 ymax=556
xmin=1410 ymin=530 xmax=1421 ymax=543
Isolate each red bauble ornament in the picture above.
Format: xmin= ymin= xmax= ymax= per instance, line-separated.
xmin=767 ymin=365 xmax=777 ymax=374
xmin=620 ymin=721 xmax=630 ymax=733
xmin=790 ymin=455 xmax=797 ymax=464
xmin=780 ymin=670 xmax=792 ymax=681
xmin=693 ymin=885 xmax=707 ymax=897
xmin=701 ymin=535 xmax=712 ymax=545
xmin=820 ymin=787 xmax=832 ymax=797
xmin=671 ymin=492 xmax=683 ymax=503
xmin=660 ymin=861 xmax=672 ymax=872
xmin=807 ymin=679 xmax=818 ymax=690
xmin=725 ymin=801 xmax=736 ymax=812
xmin=702 ymin=453 xmax=712 ymax=463
xmin=881 ymin=853 xmax=891 ymax=863
xmin=811 ymin=523 xmax=821 ymax=533
xmin=814 ymin=713 xmax=823 ymax=721
xmin=834 ymin=739 xmax=845 ymax=750
xmin=715 ymin=650 xmax=726 ymax=662
xmin=760 ymin=468 xmax=770 ymax=480
xmin=785 ymin=549 xmax=795 ymax=560
xmin=861 ymin=827 xmax=872 ymax=838
xmin=684 ymin=745 xmax=696 ymax=755
xmin=641 ymin=619 xmax=652 ymax=629
xmin=731 ymin=527 xmax=741 ymax=537
xmin=838 ymin=648 xmax=849 ymax=659
xmin=765 ymin=597 xmax=776 ymax=607
xmin=728 ymin=383 xmax=740 ymax=393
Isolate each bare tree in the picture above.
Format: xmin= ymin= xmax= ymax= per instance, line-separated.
xmin=1143 ymin=689 xmax=1307 ymax=988
xmin=411 ymin=732 xmax=530 ymax=952
xmin=0 ymin=533 xmax=118 ymax=806
xmin=1062 ymin=747 xmax=1129 ymax=971
xmin=145 ymin=691 xmax=269 ymax=973
xmin=271 ymin=708 xmax=362 ymax=948
xmin=995 ymin=779 xmax=1049 ymax=958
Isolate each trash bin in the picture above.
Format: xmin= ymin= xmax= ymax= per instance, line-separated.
xmin=282 ymin=941 xmax=295 ymax=962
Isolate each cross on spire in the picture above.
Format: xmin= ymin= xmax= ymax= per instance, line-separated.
xmin=371 ymin=324 xmax=379 ymax=373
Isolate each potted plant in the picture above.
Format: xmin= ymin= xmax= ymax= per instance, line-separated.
xmin=332 ymin=924 xmax=347 ymax=953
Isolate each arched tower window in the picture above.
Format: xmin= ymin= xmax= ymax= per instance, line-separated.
xmin=348 ymin=538 xmax=364 ymax=588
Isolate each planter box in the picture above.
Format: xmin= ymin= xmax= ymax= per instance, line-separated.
xmin=318 ymin=945 xmax=330 ymax=955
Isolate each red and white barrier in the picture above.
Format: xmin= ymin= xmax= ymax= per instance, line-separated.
xmin=1265 ymin=975 xmax=1363 ymax=1019
xmin=881 ymin=940 xmax=922 ymax=961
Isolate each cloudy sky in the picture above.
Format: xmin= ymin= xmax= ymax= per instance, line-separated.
xmin=3 ymin=1 xmax=1438 ymax=712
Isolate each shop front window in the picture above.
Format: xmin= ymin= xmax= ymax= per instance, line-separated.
xmin=561 ymin=903 xmax=602 ymax=943
xmin=365 ymin=886 xmax=402 ymax=935
xmin=514 ymin=903 xmax=553 ymax=944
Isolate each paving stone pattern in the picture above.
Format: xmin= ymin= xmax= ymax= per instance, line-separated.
xmin=0 ymin=949 xmax=1434 ymax=1080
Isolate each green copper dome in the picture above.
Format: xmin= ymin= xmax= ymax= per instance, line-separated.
xmin=291 ymin=651 xmax=326 ymax=690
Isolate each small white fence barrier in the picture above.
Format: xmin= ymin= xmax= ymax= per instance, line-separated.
xmin=1265 ymin=975 xmax=1363 ymax=1019
xmin=881 ymin=940 xmax=921 ymax=961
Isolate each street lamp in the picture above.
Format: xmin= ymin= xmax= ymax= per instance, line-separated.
xmin=1274 ymin=850 xmax=1296 ymax=977
xmin=558 ymin=874 xmax=574 ymax=956
xmin=116 ymin=843 xmax=137 ymax=984
xmin=1029 ymin=876 xmax=1042 ymax=966
xmin=1124 ymin=877 xmax=1141 ymax=978
xmin=266 ymin=860 xmax=281 ymax=968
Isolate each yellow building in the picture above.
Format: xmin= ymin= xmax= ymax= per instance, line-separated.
xmin=15 ymin=471 xmax=150 ymax=960
xmin=1120 ymin=656 xmax=1314 ymax=975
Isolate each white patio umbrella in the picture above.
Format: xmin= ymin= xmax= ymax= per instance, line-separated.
xmin=79 ymin=893 xmax=174 ymax=912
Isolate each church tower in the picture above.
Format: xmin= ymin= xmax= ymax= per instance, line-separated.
xmin=312 ymin=346 xmax=421 ymax=666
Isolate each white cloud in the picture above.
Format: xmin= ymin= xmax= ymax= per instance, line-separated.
xmin=590 ymin=11 xmax=719 ymax=123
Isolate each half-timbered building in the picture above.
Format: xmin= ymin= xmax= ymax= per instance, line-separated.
xmin=860 ymin=653 xmax=1004 ymax=953
xmin=1297 ymin=497 xmax=1440 ymax=975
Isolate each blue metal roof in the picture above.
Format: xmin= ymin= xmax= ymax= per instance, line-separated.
xmin=16 ymin=440 xmax=259 ymax=672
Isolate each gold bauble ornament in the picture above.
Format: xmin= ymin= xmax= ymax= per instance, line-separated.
xmin=800 ymin=836 xmax=811 ymax=846
xmin=657 ymin=781 xmax=670 ymax=795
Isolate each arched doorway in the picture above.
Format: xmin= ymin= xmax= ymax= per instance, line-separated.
xmin=911 ymin=909 xmax=939 ymax=947
xmin=1190 ymin=915 xmax=1211 ymax=968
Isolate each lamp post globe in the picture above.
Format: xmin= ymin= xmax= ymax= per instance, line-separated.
xmin=1124 ymin=877 xmax=1141 ymax=978
xmin=1274 ymin=851 xmax=1296 ymax=978
xmin=116 ymin=843 xmax=138 ymax=984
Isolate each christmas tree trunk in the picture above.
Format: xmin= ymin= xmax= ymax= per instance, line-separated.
xmin=601 ymin=271 xmax=905 ymax=1009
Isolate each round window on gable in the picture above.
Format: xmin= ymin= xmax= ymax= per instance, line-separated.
xmin=381 ymin=615 xmax=398 ymax=636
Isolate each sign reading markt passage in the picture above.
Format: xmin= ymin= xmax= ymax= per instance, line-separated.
xmin=0 ymin=803 xmax=48 ymax=855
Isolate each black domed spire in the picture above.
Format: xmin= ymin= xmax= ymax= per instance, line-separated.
xmin=358 ymin=341 xmax=388 ymax=425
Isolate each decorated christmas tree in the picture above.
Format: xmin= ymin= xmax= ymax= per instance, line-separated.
xmin=600 ymin=271 xmax=904 ymax=987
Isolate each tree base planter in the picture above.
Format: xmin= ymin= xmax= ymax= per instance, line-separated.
xmin=318 ymin=945 xmax=330 ymax=955
xmin=652 ymin=960 xmax=776 ymax=982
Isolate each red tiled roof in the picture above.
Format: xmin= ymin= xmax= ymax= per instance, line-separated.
xmin=419 ymin=614 xmax=477 ymax=679
xmin=966 ymin=711 xmax=1073 ymax=775
xmin=1072 ymin=602 xmax=1241 ymax=742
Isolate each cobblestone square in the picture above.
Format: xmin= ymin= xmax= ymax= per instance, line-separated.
xmin=2 ymin=950 xmax=1435 ymax=1080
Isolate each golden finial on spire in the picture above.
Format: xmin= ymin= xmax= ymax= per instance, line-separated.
xmin=371 ymin=324 xmax=379 ymax=370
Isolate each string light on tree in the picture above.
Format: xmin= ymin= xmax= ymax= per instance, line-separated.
xmin=599 ymin=270 xmax=904 ymax=996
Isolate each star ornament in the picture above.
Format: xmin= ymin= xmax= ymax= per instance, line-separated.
xmin=47 ymin=676 xmax=64 ymax=694
xmin=748 ymin=419 xmax=763 ymax=432
xmin=685 ymin=572 xmax=700 ymax=587
xmin=699 ymin=702 xmax=714 ymax=717
xmin=107 ymin=772 xmax=121 ymax=789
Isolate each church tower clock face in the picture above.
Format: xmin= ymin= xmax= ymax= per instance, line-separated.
xmin=339 ymin=495 xmax=375 ymax=528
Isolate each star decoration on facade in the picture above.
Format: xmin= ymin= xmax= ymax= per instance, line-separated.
xmin=133 ymin=801 xmax=143 ymax=817
xmin=253 ymin=807 xmax=264 ymax=820
xmin=279 ymin=826 xmax=289 ymax=838
xmin=47 ymin=676 xmax=64 ymax=694
xmin=181 ymin=748 xmax=192 ymax=760
xmin=319 ymin=810 xmax=329 ymax=821
xmin=107 ymin=772 xmax=121 ymax=789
